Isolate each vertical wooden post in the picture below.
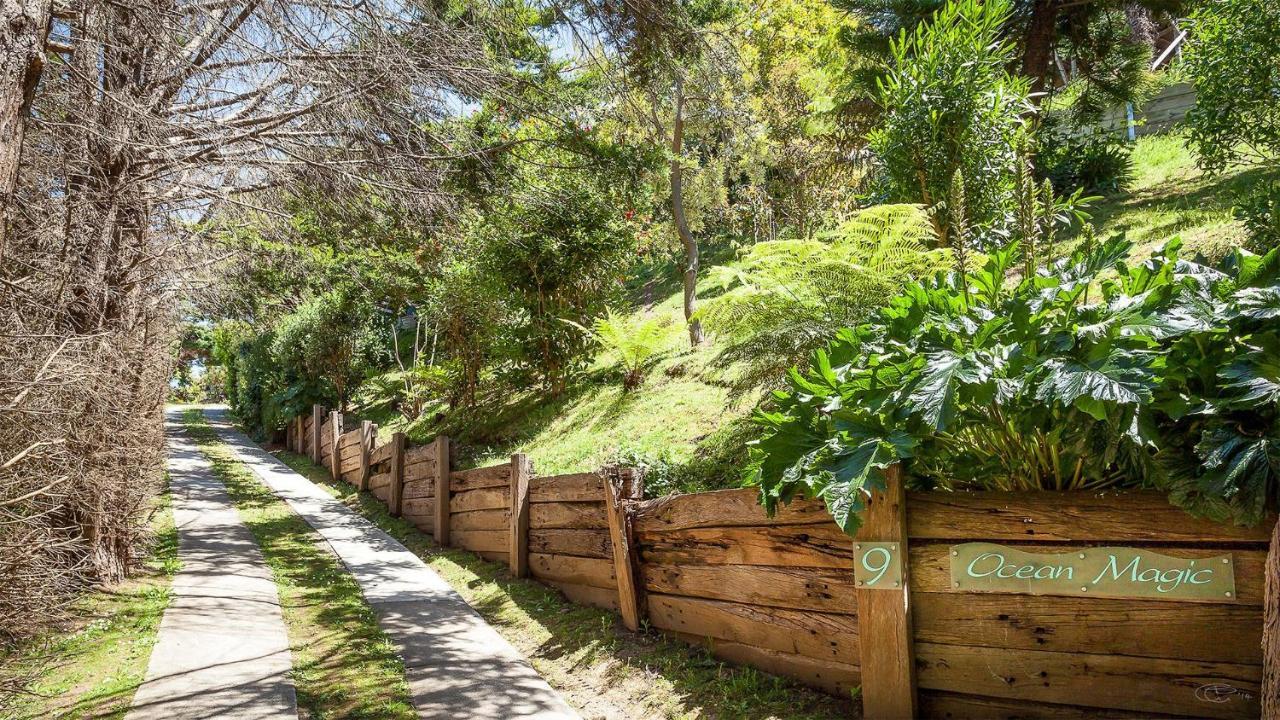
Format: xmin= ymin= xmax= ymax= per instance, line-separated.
xmin=329 ymin=410 xmax=343 ymax=482
xmin=433 ymin=435 xmax=451 ymax=546
xmin=293 ymin=416 xmax=304 ymax=453
xmin=604 ymin=468 xmax=643 ymax=631
xmin=310 ymin=404 xmax=324 ymax=464
xmin=854 ymin=464 xmax=916 ymax=719
xmin=508 ymin=453 xmax=531 ymax=577
xmin=357 ymin=420 xmax=374 ymax=491
xmin=388 ymin=432 xmax=406 ymax=516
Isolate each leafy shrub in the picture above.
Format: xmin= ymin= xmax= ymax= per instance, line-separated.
xmin=1036 ymin=126 xmax=1134 ymax=196
xmin=1183 ymin=0 xmax=1280 ymax=172
xmin=867 ymin=0 xmax=1030 ymax=245
xmin=748 ymin=235 xmax=1280 ymax=532
xmin=570 ymin=309 xmax=670 ymax=390
xmin=1235 ymin=181 xmax=1280 ymax=252
xmin=477 ymin=170 xmax=636 ymax=395
xmin=699 ymin=204 xmax=943 ymax=391
xmin=270 ymin=290 xmax=387 ymax=412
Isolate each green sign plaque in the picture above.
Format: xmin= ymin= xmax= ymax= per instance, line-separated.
xmin=949 ymin=543 xmax=1236 ymax=602
xmin=854 ymin=542 xmax=904 ymax=590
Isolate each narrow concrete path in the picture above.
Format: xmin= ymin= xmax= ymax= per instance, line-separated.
xmin=204 ymin=407 xmax=578 ymax=720
xmin=128 ymin=409 xmax=296 ymax=720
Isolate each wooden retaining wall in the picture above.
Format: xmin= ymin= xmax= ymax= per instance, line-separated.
xmin=284 ymin=406 xmax=1272 ymax=719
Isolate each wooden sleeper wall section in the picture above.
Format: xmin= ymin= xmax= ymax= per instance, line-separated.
xmin=449 ymin=463 xmax=511 ymax=564
xmin=527 ymin=472 xmax=623 ymax=611
xmin=908 ymin=490 xmax=1269 ymax=719
xmin=632 ymin=487 xmax=860 ymax=694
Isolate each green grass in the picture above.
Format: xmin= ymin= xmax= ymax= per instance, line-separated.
xmin=272 ymin=447 xmax=856 ymax=720
xmin=3 ymin=479 xmax=179 ymax=720
xmin=362 ymin=287 xmax=759 ymax=496
xmin=182 ymin=409 xmax=415 ymax=720
xmin=1090 ymin=132 xmax=1280 ymax=260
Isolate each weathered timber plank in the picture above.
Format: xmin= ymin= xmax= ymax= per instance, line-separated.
xmin=337 ymin=429 xmax=362 ymax=451
xmin=403 ymin=444 xmax=434 ymax=466
xmin=910 ymin=543 xmax=1264 ymax=605
xmin=916 ymin=641 xmax=1260 ymax=719
xmin=529 ymin=529 xmax=612 ymax=559
xmin=530 ymin=473 xmax=604 ymax=503
xmin=631 ymin=487 xmax=831 ymax=533
xmin=635 ymin=524 xmax=850 ymax=569
xmin=639 ymin=563 xmax=855 ymax=614
xmin=529 ymin=553 xmax=616 ymax=589
xmin=433 ymin=436 xmax=450 ymax=546
xmin=451 ymin=464 xmax=511 ymax=491
xmin=450 ymin=487 xmax=507 ymax=513
xmin=369 ymin=441 xmax=393 ymax=466
xmin=917 ymin=690 xmax=1179 ymax=719
xmin=338 ymin=442 xmax=361 ymax=462
xmin=403 ymin=457 xmax=436 ymax=484
xmin=604 ymin=474 xmax=642 ymax=631
xmin=666 ymin=630 xmax=859 ymax=696
xmin=451 ymin=529 xmax=507 ymax=554
xmin=647 ymin=594 xmax=858 ymax=664
xmin=908 ymin=491 xmax=1273 ymax=545
xmin=913 ymin=591 xmax=1262 ymax=665
xmin=341 ymin=468 xmax=361 ymax=486
xmin=337 ymin=445 xmax=363 ymax=474
xmin=530 ymin=501 xmax=606 ymax=530
xmin=510 ymin=454 xmax=531 ymax=578
xmin=451 ymin=509 xmax=508 ymax=532
xmin=401 ymin=478 xmax=434 ymax=501
xmin=545 ymin=580 xmax=619 ymax=611
xmin=401 ymin=498 xmax=435 ymax=525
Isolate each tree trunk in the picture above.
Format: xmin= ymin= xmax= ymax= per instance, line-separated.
xmin=1021 ymin=0 xmax=1059 ymax=100
xmin=669 ymin=76 xmax=703 ymax=347
xmin=0 ymin=0 xmax=52 ymax=259
xmin=1264 ymin=517 xmax=1280 ymax=717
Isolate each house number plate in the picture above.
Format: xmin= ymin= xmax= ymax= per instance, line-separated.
xmin=854 ymin=542 xmax=904 ymax=590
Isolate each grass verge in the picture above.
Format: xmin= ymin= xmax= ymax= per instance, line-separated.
xmin=272 ymin=446 xmax=856 ymax=720
xmin=2 ymin=477 xmax=178 ymax=720
xmin=182 ymin=409 xmax=415 ymax=720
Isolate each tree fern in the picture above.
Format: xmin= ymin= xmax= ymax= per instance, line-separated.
xmin=699 ymin=204 xmax=946 ymax=393
xmin=569 ymin=309 xmax=671 ymax=390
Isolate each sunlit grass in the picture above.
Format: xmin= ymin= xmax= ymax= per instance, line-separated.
xmin=1090 ymin=131 xmax=1280 ymax=260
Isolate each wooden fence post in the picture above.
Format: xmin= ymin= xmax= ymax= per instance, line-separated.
xmin=433 ymin=435 xmax=451 ymax=546
xmin=604 ymin=468 xmax=643 ymax=631
xmin=509 ymin=453 xmax=531 ymax=578
xmin=358 ymin=420 xmax=374 ymax=491
xmin=329 ymin=410 xmax=343 ymax=481
xmin=853 ymin=464 xmax=916 ymax=719
xmin=388 ymin=432 xmax=406 ymax=516
xmin=310 ymin=404 xmax=324 ymax=464
xmin=293 ymin=415 xmax=303 ymax=453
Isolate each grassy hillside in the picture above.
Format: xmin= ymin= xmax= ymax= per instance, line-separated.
xmin=357 ymin=131 xmax=1269 ymax=498
xmin=1092 ymin=132 xmax=1279 ymax=259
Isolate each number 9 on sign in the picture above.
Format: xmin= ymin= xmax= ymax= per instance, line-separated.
xmin=855 ymin=542 xmax=904 ymax=590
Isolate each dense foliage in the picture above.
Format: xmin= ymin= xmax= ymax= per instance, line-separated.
xmin=868 ymin=0 xmax=1030 ymax=245
xmin=1183 ymin=0 xmax=1280 ymax=173
xmin=749 ymin=236 xmax=1280 ymax=532
xmin=700 ymin=204 xmax=944 ymax=391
